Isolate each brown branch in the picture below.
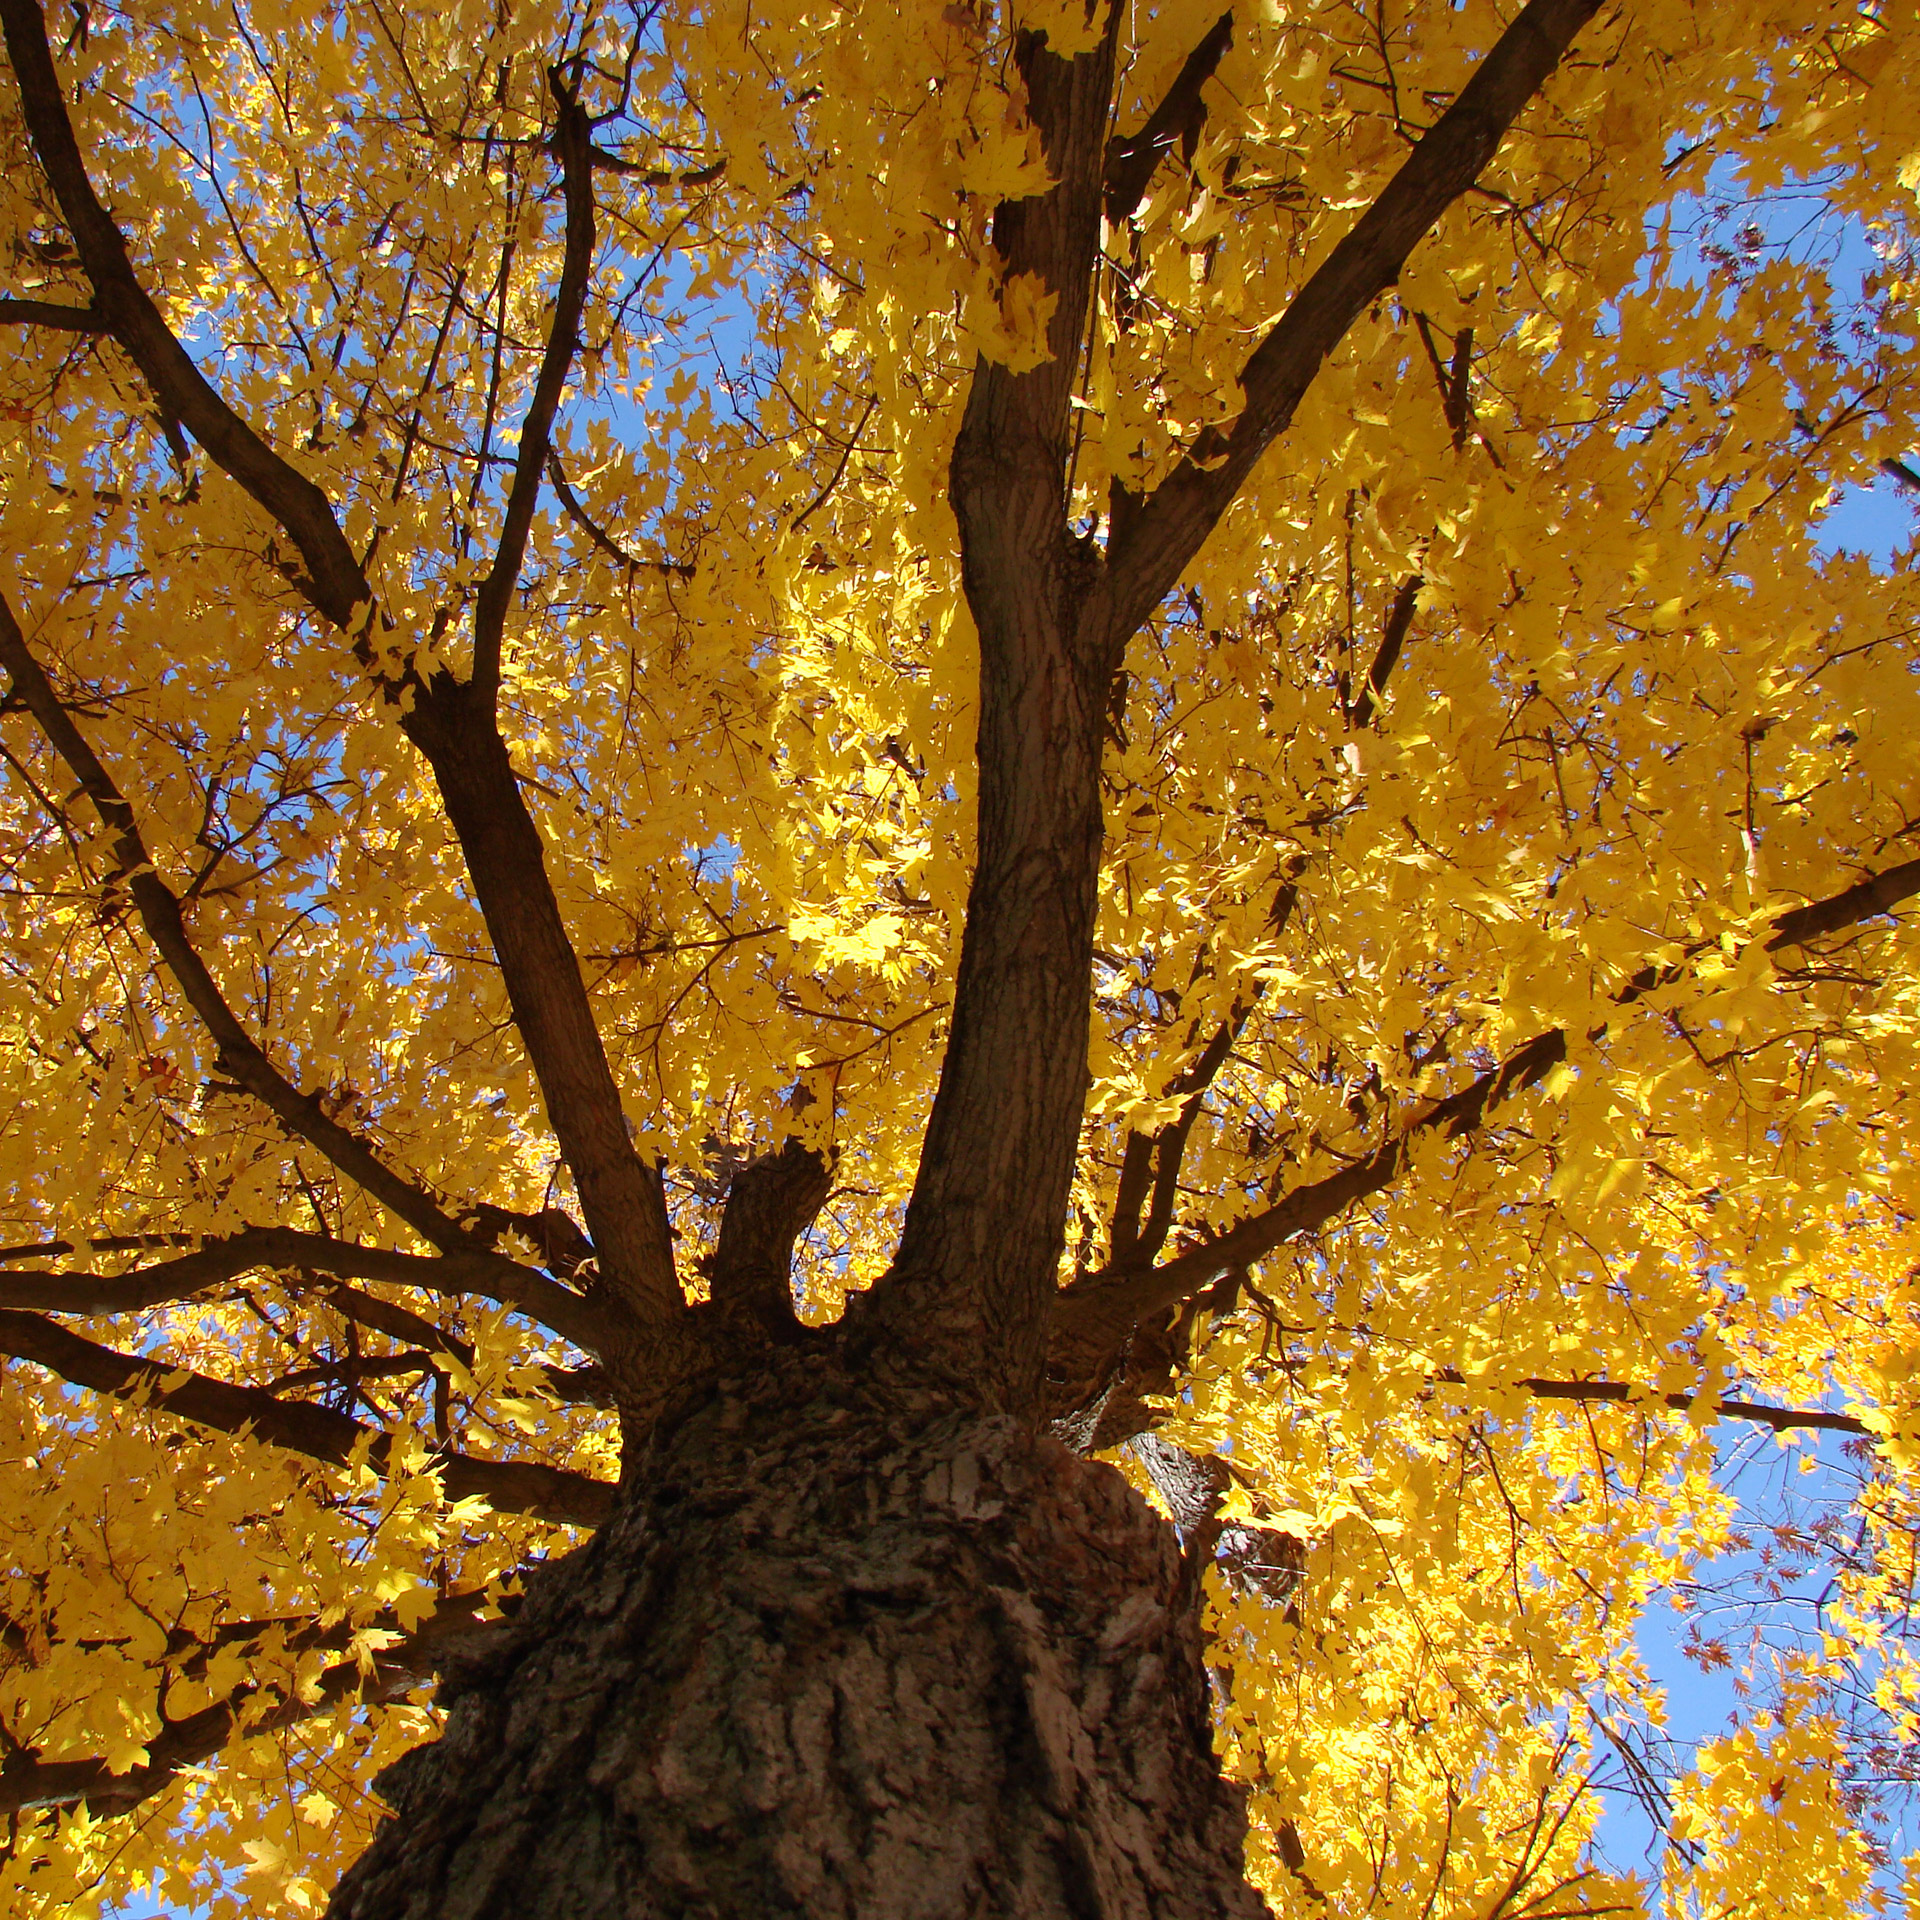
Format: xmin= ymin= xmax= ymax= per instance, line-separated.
xmin=1604 ymin=854 xmax=1920 ymax=1011
xmin=0 ymin=1587 xmax=509 ymax=1818
xmin=1108 ymin=1131 xmax=1158 ymax=1267
xmin=0 ymin=1308 xmax=613 ymax=1526
xmin=1055 ymin=853 xmax=1920 ymax=1356
xmin=0 ymin=1232 xmax=198 ymax=1263
xmin=1497 ymin=1374 xmax=1872 ymax=1437
xmin=1103 ymin=11 xmax=1234 ymax=228
xmin=587 ymin=149 xmax=725 ymax=188
xmin=470 ymin=71 xmax=597 ymax=703
xmin=316 ymin=1283 xmax=611 ymax=1407
xmin=1346 ymin=573 xmax=1420 ymax=729
xmin=707 ymin=1138 xmax=833 ymax=1336
xmin=1109 ymin=869 xmax=1304 ymax=1265
xmin=1064 ymin=1027 xmax=1569 ymax=1344
xmin=0 ymin=294 xmax=105 ymax=330
xmin=1414 ymin=315 xmax=1476 ymax=449
xmin=1127 ymin=1018 xmax=1241 ymax=1268
xmin=545 ymin=453 xmax=693 ymax=578
xmin=461 ymin=1202 xmax=597 ymax=1283
xmin=872 ymin=15 xmax=1126 ymax=1401
xmin=0 ymin=11 xmax=685 ymax=1352
xmin=0 ymin=592 xmax=479 ymax=1259
xmin=406 ymin=699 xmax=686 ymax=1345
xmin=319 ymin=1282 xmax=473 ymax=1371
xmin=0 ymin=1224 xmax=599 ymax=1350
xmin=1764 ymin=856 xmax=1920 ymax=953
xmin=0 ymin=0 xmax=372 ymax=632
xmin=1102 ymin=0 xmax=1603 ymax=644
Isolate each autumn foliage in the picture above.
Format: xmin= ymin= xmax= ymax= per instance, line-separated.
xmin=0 ymin=0 xmax=1918 ymax=1909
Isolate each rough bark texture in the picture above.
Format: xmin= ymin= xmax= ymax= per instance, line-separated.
xmin=331 ymin=1366 xmax=1269 ymax=1919
xmin=873 ymin=25 xmax=1123 ymax=1408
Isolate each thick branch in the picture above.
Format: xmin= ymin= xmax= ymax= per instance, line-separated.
xmin=873 ymin=15 xmax=1126 ymax=1403
xmin=1065 ymin=1027 xmax=1570 ymax=1345
xmin=707 ymin=1138 xmax=833 ymax=1335
xmin=1104 ymin=0 xmax=1603 ymax=642
xmin=407 ymin=700 xmax=684 ymax=1342
xmin=1346 ymin=573 xmax=1420 ymax=729
xmin=0 ymin=1309 xmax=613 ymax=1526
xmin=1120 ymin=1017 xmax=1241 ymax=1267
xmin=0 ymin=294 xmax=105 ymax=330
xmin=1103 ymin=12 xmax=1234 ymax=228
xmin=0 ymin=1588 xmax=508 ymax=1818
xmin=0 ymin=13 xmax=684 ymax=1348
xmin=1765 ymin=856 xmax=1920 ymax=953
xmin=0 ymin=592 xmax=477 ymax=1257
xmin=470 ymin=72 xmax=596 ymax=703
xmin=0 ymin=1223 xmax=599 ymax=1350
xmin=319 ymin=1282 xmax=474 ymax=1370
xmin=463 ymin=1202 xmax=597 ymax=1283
xmin=316 ymin=1284 xmax=611 ymax=1407
xmin=1055 ymin=854 xmax=1920 ymax=1359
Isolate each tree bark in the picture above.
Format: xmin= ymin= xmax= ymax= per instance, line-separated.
xmin=329 ymin=1356 xmax=1270 ymax=1919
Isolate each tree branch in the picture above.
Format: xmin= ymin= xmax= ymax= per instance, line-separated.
xmin=1881 ymin=454 xmax=1920 ymax=494
xmin=318 ymin=1282 xmax=474 ymax=1371
xmin=0 ymin=590 xmax=480 ymax=1259
xmin=873 ymin=13 xmax=1127 ymax=1401
xmin=315 ymin=1282 xmax=611 ymax=1407
xmin=0 ymin=294 xmax=105 ymax=330
xmin=1102 ymin=0 xmax=1604 ymax=643
xmin=1494 ymin=1374 xmax=1873 ymax=1437
xmin=545 ymin=453 xmax=693 ymax=578
xmin=0 ymin=1308 xmax=613 ymax=1526
xmin=0 ymin=0 xmax=372 ymax=631
xmin=0 ymin=1224 xmax=600 ymax=1350
xmin=1116 ymin=1017 xmax=1242 ymax=1268
xmin=1764 ymin=857 xmax=1920 ymax=953
xmin=470 ymin=71 xmax=597 ymax=704
xmin=0 ymin=10 xmax=686 ymax=1352
xmin=1103 ymin=11 xmax=1234 ymax=228
xmin=461 ymin=1202 xmax=597 ymax=1283
xmin=1053 ymin=853 xmax=1920 ymax=1361
xmin=0 ymin=1587 xmax=510 ymax=1818
xmin=1345 ymin=573 xmax=1420 ymax=729
xmin=707 ymin=1138 xmax=833 ymax=1336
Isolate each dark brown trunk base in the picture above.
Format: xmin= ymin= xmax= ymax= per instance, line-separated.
xmin=330 ymin=1373 xmax=1270 ymax=1918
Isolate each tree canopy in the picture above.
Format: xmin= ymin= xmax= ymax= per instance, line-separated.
xmin=0 ymin=0 xmax=1917 ymax=1909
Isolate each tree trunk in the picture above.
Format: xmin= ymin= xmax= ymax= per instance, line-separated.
xmin=329 ymin=1359 xmax=1270 ymax=1919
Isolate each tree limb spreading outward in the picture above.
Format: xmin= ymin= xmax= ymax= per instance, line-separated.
xmin=0 ymin=0 xmax=684 ymax=1351
xmin=0 ymin=1224 xmax=599 ymax=1350
xmin=0 ymin=589 xmax=478 ymax=1259
xmin=469 ymin=69 xmax=598 ymax=705
xmin=1100 ymin=0 xmax=1607 ymax=647
xmin=1054 ymin=854 xmax=1920 ymax=1347
xmin=0 ymin=1588 xmax=512 ymax=1818
xmin=0 ymin=1308 xmax=613 ymax=1526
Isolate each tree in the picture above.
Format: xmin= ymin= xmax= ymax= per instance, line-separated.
xmin=0 ymin=0 xmax=1916 ymax=1906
